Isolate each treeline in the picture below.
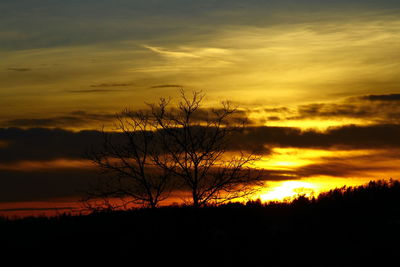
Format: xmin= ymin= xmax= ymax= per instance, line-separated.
xmin=1 ymin=179 xmax=399 ymax=266
xmin=246 ymin=178 xmax=400 ymax=208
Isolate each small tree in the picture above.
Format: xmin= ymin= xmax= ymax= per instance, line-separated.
xmin=149 ymin=90 xmax=263 ymax=207
xmin=85 ymin=110 xmax=171 ymax=209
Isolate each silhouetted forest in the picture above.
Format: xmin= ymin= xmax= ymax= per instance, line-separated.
xmin=1 ymin=179 xmax=400 ymax=266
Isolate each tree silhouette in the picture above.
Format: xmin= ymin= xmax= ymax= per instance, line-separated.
xmin=85 ymin=110 xmax=172 ymax=209
xmin=85 ymin=90 xmax=263 ymax=209
xmin=149 ymin=90 xmax=263 ymax=207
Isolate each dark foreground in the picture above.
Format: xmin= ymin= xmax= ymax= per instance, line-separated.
xmin=1 ymin=180 xmax=400 ymax=266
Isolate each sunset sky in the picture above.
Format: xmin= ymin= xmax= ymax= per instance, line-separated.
xmin=1 ymin=0 xmax=400 ymax=216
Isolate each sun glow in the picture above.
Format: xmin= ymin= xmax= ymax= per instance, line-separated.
xmin=252 ymin=147 xmax=398 ymax=201
xmin=256 ymin=176 xmax=376 ymax=202
xmin=259 ymin=181 xmax=317 ymax=201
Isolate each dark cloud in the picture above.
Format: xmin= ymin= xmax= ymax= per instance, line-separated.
xmin=5 ymin=117 xmax=87 ymax=128
xmin=7 ymin=67 xmax=31 ymax=72
xmin=0 ymin=167 xmax=99 ymax=202
xmin=1 ymin=124 xmax=400 ymax=203
xmin=265 ymin=147 xmax=400 ymax=180
xmin=262 ymin=169 xmax=300 ymax=181
xmin=232 ymin=124 xmax=400 ymax=152
xmin=2 ymin=0 xmax=398 ymax=50
xmin=287 ymin=93 xmax=400 ymax=123
xmin=362 ymin=94 xmax=400 ymax=101
xmin=2 ymin=107 xmax=252 ymax=128
xmin=252 ymin=159 xmax=388 ymax=181
xmin=66 ymin=89 xmax=126 ymax=93
xmin=0 ymin=161 xmax=297 ymax=204
xmin=264 ymin=107 xmax=290 ymax=113
xmin=267 ymin=116 xmax=281 ymax=121
xmin=296 ymin=162 xmax=388 ymax=178
xmin=149 ymin=84 xmax=184 ymax=89
xmin=2 ymin=124 xmax=400 ymax=164
xmin=191 ymin=108 xmax=254 ymax=125
xmin=68 ymin=110 xmax=115 ymax=121
xmin=3 ymin=111 xmax=115 ymax=128
xmin=295 ymin=103 xmax=370 ymax=118
xmin=294 ymin=150 xmax=400 ymax=178
xmin=137 ymin=106 xmax=256 ymax=125
xmin=0 ymin=128 xmax=103 ymax=162
xmin=91 ymin=83 xmax=134 ymax=87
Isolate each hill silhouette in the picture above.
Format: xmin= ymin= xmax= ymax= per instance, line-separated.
xmin=1 ymin=179 xmax=399 ymax=266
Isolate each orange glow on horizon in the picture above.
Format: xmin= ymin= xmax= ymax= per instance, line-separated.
xmin=0 ymin=147 xmax=399 ymax=217
xmin=0 ymin=176 xmax=393 ymax=218
xmin=252 ymin=147 xmax=400 ymax=201
xmin=0 ymin=199 xmax=84 ymax=218
xmin=256 ymin=177 xmax=374 ymax=202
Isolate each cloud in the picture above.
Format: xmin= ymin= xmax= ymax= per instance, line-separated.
xmin=143 ymin=45 xmax=201 ymax=59
xmin=0 ymin=127 xmax=103 ymax=162
xmin=2 ymin=111 xmax=115 ymax=128
xmin=286 ymin=93 xmax=400 ymax=123
xmin=0 ymin=159 xmax=93 ymax=171
xmin=231 ymin=124 xmax=400 ymax=152
xmin=0 ymin=167 xmax=100 ymax=202
xmin=294 ymin=149 xmax=400 ymax=178
xmin=267 ymin=116 xmax=281 ymax=121
xmin=294 ymin=103 xmax=370 ymax=119
xmin=1 ymin=124 xmax=400 ymax=203
xmin=149 ymin=84 xmax=184 ymax=89
xmin=1 ymin=107 xmax=253 ymax=129
xmin=2 ymin=123 xmax=400 ymax=165
xmin=7 ymin=67 xmax=31 ymax=72
xmin=2 ymin=4 xmax=400 ymax=117
xmin=362 ymin=94 xmax=400 ymax=101
xmin=0 ymin=140 xmax=8 ymax=148
xmin=183 ymin=108 xmax=254 ymax=125
xmin=91 ymin=82 xmax=134 ymax=87
xmin=0 ymin=158 xmax=298 ymax=204
xmin=262 ymin=169 xmax=300 ymax=181
xmin=5 ymin=117 xmax=87 ymax=128
xmin=66 ymin=89 xmax=126 ymax=93
xmin=2 ymin=0 xmax=399 ymax=51
xmin=296 ymin=162 xmax=388 ymax=178
xmin=264 ymin=107 xmax=290 ymax=113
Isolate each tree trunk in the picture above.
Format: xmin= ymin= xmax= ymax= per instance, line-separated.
xmin=149 ymin=201 xmax=157 ymax=209
xmin=192 ymin=189 xmax=199 ymax=208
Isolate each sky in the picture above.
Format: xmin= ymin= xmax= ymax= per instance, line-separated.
xmin=1 ymin=0 xmax=400 ymax=216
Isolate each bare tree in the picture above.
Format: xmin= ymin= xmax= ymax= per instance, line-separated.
xmin=149 ymin=90 xmax=263 ymax=208
xmin=85 ymin=90 xmax=264 ymax=210
xmin=84 ymin=110 xmax=172 ymax=210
